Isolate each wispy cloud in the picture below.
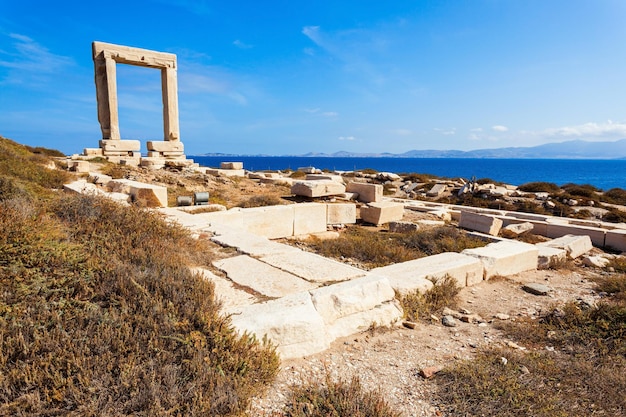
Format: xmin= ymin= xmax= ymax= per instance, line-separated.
xmin=0 ymin=33 xmax=73 ymax=86
xmin=303 ymin=108 xmax=338 ymax=117
xmin=542 ymin=120 xmax=626 ymax=138
xmin=492 ymin=125 xmax=509 ymax=132
xmin=178 ymin=62 xmax=251 ymax=105
xmin=233 ymin=39 xmax=253 ymax=49
xmin=434 ymin=127 xmax=456 ymax=135
xmin=338 ymin=136 xmax=356 ymax=141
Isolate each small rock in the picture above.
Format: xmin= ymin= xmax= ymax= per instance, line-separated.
xmin=582 ymin=255 xmax=611 ymax=268
xmin=459 ymin=308 xmax=472 ymax=315
xmin=418 ymin=365 xmax=443 ymax=379
xmin=442 ymin=315 xmax=458 ymax=327
xmin=430 ymin=314 xmax=439 ymax=321
xmin=402 ymin=321 xmax=418 ymax=329
xmin=506 ymin=341 xmax=526 ymax=350
xmin=500 ymin=357 xmax=508 ymax=366
xmin=519 ymin=365 xmax=530 ymax=375
xmin=522 ymin=283 xmax=551 ymax=296
xmin=495 ymin=313 xmax=510 ymax=320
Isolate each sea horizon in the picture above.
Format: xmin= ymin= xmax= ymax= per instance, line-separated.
xmin=190 ymin=156 xmax=626 ymax=191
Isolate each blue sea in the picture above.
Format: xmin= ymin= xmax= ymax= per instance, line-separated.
xmin=190 ymin=156 xmax=626 ymax=191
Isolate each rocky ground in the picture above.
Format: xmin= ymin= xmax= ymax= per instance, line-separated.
xmin=93 ymin=163 xmax=621 ymax=416
xmin=249 ymin=264 xmax=604 ymax=416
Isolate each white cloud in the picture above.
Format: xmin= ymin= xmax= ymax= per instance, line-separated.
xmin=338 ymin=136 xmax=356 ymax=141
xmin=0 ymin=33 xmax=73 ymax=85
xmin=322 ymin=111 xmax=338 ymax=117
xmin=233 ymin=40 xmax=253 ymax=49
xmin=492 ymin=125 xmax=509 ymax=132
xmin=542 ymin=120 xmax=626 ymax=138
xmin=391 ymin=128 xmax=412 ymax=136
xmin=470 ymin=127 xmax=483 ymax=132
xmin=434 ymin=127 xmax=456 ymax=135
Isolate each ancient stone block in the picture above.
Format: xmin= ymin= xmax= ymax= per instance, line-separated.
xmin=306 ymin=173 xmax=345 ymax=183
xmin=107 ymin=179 xmax=168 ymax=207
xmin=260 ymin=251 xmax=365 ymax=283
xmin=360 ymin=202 xmax=404 ymax=225
xmin=426 ymin=183 xmax=447 ymax=197
xmin=501 ymin=222 xmax=534 ymax=237
xmin=389 ymin=221 xmax=419 ymax=233
xmin=327 ymin=203 xmax=357 ymax=225
xmin=291 ymin=180 xmax=346 ymax=198
xmin=147 ymin=140 xmax=184 ymax=152
xmin=545 ymin=222 xmax=606 ymax=247
xmin=537 ymin=234 xmax=593 ymax=259
xmin=139 ymin=157 xmax=166 ymax=169
xmin=220 ymin=161 xmax=243 ymax=170
xmin=459 ymin=211 xmax=503 ymax=236
xmin=372 ymin=252 xmax=484 ymax=290
xmin=227 ymin=292 xmax=331 ymax=359
xmin=536 ymin=246 xmax=567 ymax=269
xmin=605 ymin=229 xmax=626 ymax=252
xmin=462 ymin=241 xmax=538 ymax=279
xmin=240 ymin=205 xmax=295 ymax=238
xmin=99 ymin=139 xmax=141 ymax=152
xmin=213 ymin=255 xmax=316 ymax=298
xmin=68 ymin=160 xmax=90 ymax=173
xmin=346 ymin=182 xmax=382 ymax=203
xmin=294 ymin=203 xmax=327 ymax=235
xmin=83 ymin=147 xmax=103 ymax=156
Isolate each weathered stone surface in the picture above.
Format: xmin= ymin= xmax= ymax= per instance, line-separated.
xmin=327 ymin=203 xmax=357 ymax=225
xmin=306 ymin=173 xmax=345 ymax=183
xmin=107 ymin=179 xmax=168 ymax=207
xmin=99 ymin=139 xmax=141 ymax=152
xmin=536 ymin=245 xmax=567 ymax=269
xmin=205 ymin=168 xmax=246 ymax=177
xmin=462 ymin=241 xmax=538 ymax=279
xmin=537 ymin=234 xmax=593 ymax=259
xmin=294 ymin=203 xmax=327 ymax=236
xmin=310 ymin=275 xmax=402 ymax=338
xmin=210 ymin=228 xmax=299 ymax=256
xmin=83 ymin=147 xmax=103 ymax=156
xmin=87 ymin=172 xmax=112 ymax=185
xmin=63 ymin=180 xmax=104 ymax=196
xmin=213 ymin=255 xmax=317 ymax=298
xmin=582 ymin=255 xmax=611 ymax=268
xmin=260 ymin=251 xmax=365 ymax=283
xmin=522 ymin=282 xmax=551 ymax=296
xmin=291 ymin=180 xmax=346 ymax=198
xmin=417 ymin=219 xmax=446 ymax=227
xmin=372 ymin=252 xmax=484 ymax=290
xmin=242 ymin=205 xmax=295 ymax=238
xmin=192 ymin=267 xmax=257 ymax=309
xmin=68 ymin=160 xmax=90 ymax=173
xmin=545 ymin=223 xmax=606 ymax=247
xmin=346 ymin=182 xmax=383 ymax=203
xmin=501 ymin=222 xmax=534 ymax=238
xmin=426 ymin=183 xmax=447 ymax=197
xmin=139 ymin=157 xmax=166 ymax=169
xmin=428 ymin=209 xmax=452 ymax=221
xmin=147 ymin=140 xmax=184 ymax=152
xmin=442 ymin=315 xmax=458 ymax=327
xmin=227 ymin=292 xmax=331 ymax=359
xmin=360 ymin=202 xmax=404 ymax=225
xmin=605 ymin=229 xmax=626 ymax=252
xmin=220 ymin=161 xmax=243 ymax=170
xmin=459 ymin=211 xmax=503 ymax=236
xmin=389 ymin=221 xmax=419 ymax=233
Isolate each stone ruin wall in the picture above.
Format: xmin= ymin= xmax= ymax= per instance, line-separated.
xmin=82 ymin=41 xmax=194 ymax=169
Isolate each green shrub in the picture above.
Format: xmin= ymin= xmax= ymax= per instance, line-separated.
xmin=400 ymin=275 xmax=461 ymax=321
xmin=284 ymin=374 xmax=401 ymax=417
xmin=0 ymin=194 xmax=279 ymax=415
xmin=517 ymin=182 xmax=560 ymax=193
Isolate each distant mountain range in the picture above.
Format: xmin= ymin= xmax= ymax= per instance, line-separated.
xmin=201 ymin=139 xmax=626 ymax=159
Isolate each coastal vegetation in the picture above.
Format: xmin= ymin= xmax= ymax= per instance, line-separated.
xmin=300 ymin=226 xmax=486 ymax=269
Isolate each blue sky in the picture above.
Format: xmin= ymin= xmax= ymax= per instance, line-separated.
xmin=1 ymin=0 xmax=626 ymax=155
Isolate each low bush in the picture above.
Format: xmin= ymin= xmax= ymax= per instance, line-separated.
xmin=561 ymin=183 xmax=601 ymax=198
xmin=0 ymin=194 xmax=280 ymax=415
xmin=602 ymin=207 xmax=626 ymax=223
xmin=602 ymin=187 xmax=626 ymax=205
xmin=517 ymin=181 xmax=560 ymax=193
xmin=238 ymin=194 xmax=284 ymax=208
xmin=283 ymin=374 xmax=401 ymax=417
xmin=398 ymin=226 xmax=485 ymax=256
xmin=400 ymin=275 xmax=461 ymax=321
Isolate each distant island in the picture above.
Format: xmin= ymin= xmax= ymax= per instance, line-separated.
xmin=201 ymin=139 xmax=626 ymax=159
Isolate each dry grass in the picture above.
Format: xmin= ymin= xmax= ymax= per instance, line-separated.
xmin=282 ymin=374 xmax=401 ymax=417
xmin=302 ymin=226 xmax=486 ymax=269
xmin=399 ymin=275 xmax=461 ymax=321
xmin=0 ymin=138 xmax=280 ymax=415
xmin=434 ymin=277 xmax=626 ymax=416
xmin=237 ymin=194 xmax=285 ymax=208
